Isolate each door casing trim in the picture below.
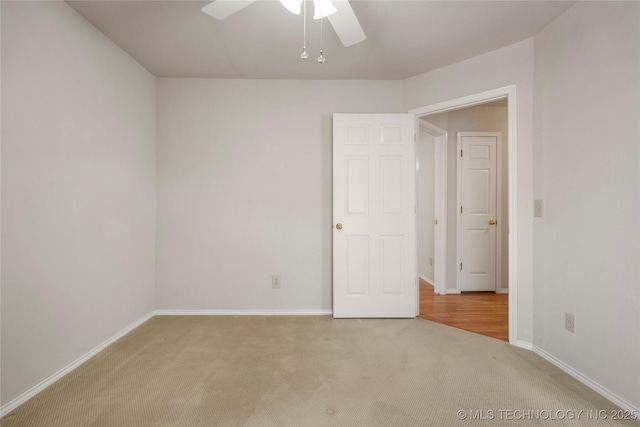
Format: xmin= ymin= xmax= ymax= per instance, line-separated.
xmin=409 ymin=84 xmax=518 ymax=344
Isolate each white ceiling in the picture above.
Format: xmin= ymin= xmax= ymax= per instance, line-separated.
xmin=67 ymin=0 xmax=575 ymax=80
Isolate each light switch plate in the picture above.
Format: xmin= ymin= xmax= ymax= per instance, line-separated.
xmin=534 ymin=199 xmax=544 ymax=217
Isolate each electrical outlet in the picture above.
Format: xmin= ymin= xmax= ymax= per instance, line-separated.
xmin=565 ymin=312 xmax=575 ymax=333
xmin=272 ymin=275 xmax=281 ymax=289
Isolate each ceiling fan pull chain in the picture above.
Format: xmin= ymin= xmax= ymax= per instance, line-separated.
xmin=318 ymin=16 xmax=326 ymax=63
xmin=301 ymin=0 xmax=308 ymax=59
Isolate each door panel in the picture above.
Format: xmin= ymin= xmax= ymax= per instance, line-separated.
xmin=346 ymin=236 xmax=369 ymax=295
xmin=381 ymin=235 xmax=403 ymax=294
xmin=346 ymin=157 xmax=369 ymax=214
xmin=460 ymin=134 xmax=498 ymax=292
xmin=333 ymin=114 xmax=416 ymax=318
xmin=380 ymin=157 xmax=403 ymax=214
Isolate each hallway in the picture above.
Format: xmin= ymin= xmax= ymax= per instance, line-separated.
xmin=418 ymin=279 xmax=508 ymax=341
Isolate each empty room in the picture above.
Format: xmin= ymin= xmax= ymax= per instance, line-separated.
xmin=1 ymin=0 xmax=639 ymax=425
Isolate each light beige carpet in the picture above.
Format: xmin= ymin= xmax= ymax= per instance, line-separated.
xmin=2 ymin=316 xmax=638 ymax=426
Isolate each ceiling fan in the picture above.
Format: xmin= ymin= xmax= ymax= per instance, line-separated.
xmin=202 ymin=0 xmax=366 ymax=47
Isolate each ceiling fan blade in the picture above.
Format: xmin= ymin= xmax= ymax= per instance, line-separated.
xmin=202 ymin=0 xmax=258 ymax=20
xmin=327 ymin=0 xmax=366 ymax=47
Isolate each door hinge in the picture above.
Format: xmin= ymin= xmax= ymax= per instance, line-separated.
xmin=460 ymin=262 xmax=463 ymax=270
xmin=461 ymin=149 xmax=463 ymax=157
xmin=460 ymin=206 xmax=463 ymax=214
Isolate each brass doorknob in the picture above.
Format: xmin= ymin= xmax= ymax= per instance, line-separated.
xmin=488 ymin=219 xmax=497 ymax=225
xmin=336 ymin=223 xmax=343 ymax=230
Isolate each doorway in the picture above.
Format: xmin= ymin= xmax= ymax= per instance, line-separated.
xmin=412 ymin=87 xmax=514 ymax=342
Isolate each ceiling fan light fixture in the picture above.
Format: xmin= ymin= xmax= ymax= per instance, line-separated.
xmin=280 ymin=0 xmax=303 ymax=15
xmin=313 ymin=0 xmax=337 ymax=20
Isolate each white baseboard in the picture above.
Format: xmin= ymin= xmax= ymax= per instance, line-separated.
xmin=154 ymin=309 xmax=333 ymax=316
xmin=533 ymin=345 xmax=639 ymax=413
xmin=0 ymin=311 xmax=155 ymax=417
xmin=511 ymin=339 xmax=533 ymax=351
xmin=498 ymin=287 xmax=509 ymax=294
xmin=1 ymin=309 xmax=332 ymax=415
xmin=446 ymin=288 xmax=461 ymax=294
xmin=419 ymin=274 xmax=434 ymax=285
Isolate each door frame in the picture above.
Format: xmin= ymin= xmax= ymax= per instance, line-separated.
xmin=456 ymin=132 xmax=502 ymax=293
xmin=416 ymin=120 xmax=448 ymax=298
xmin=409 ymin=85 xmax=517 ymax=344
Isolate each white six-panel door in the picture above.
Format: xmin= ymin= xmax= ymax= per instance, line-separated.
xmin=333 ymin=114 xmax=416 ymax=318
xmin=458 ymin=133 xmax=500 ymax=292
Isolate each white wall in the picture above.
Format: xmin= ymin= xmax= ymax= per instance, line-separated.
xmin=156 ymin=79 xmax=403 ymax=311
xmin=404 ymin=39 xmax=534 ymax=342
xmin=1 ymin=1 xmax=156 ymax=405
xmin=0 ymin=1 xmax=4 ymax=407
xmin=533 ymin=1 xmax=640 ymax=409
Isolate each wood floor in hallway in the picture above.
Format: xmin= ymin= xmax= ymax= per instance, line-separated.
xmin=418 ymin=279 xmax=509 ymax=341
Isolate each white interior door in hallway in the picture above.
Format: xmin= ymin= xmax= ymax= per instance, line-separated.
xmin=333 ymin=114 xmax=416 ymax=317
xmin=458 ymin=132 xmax=502 ymax=292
